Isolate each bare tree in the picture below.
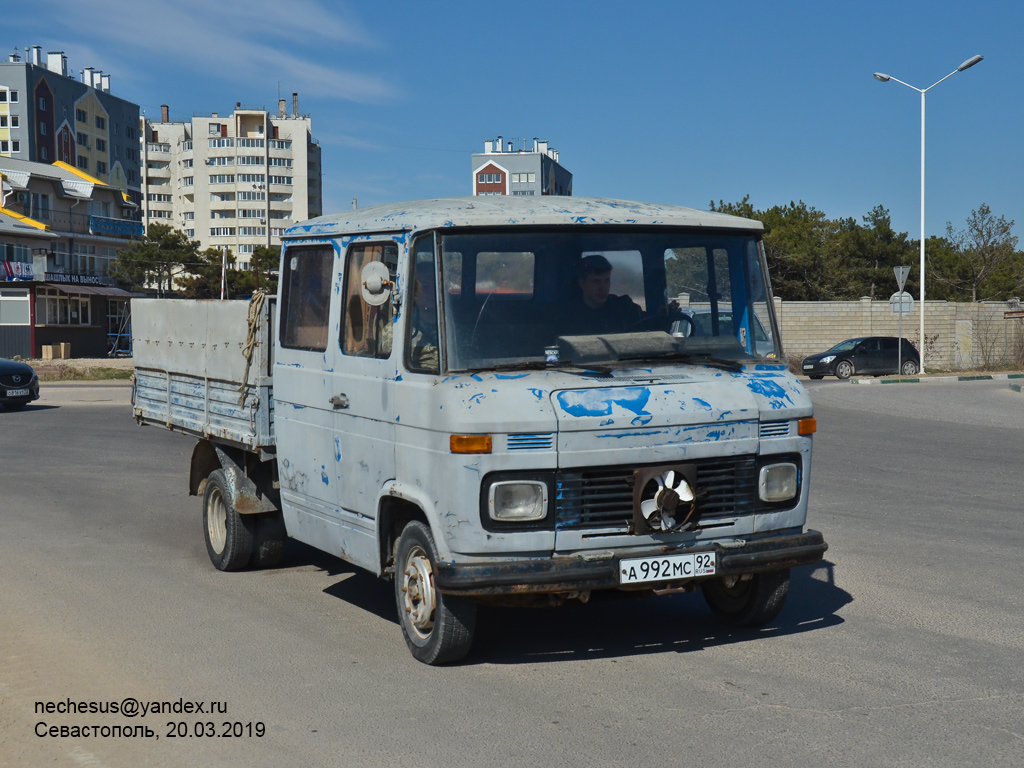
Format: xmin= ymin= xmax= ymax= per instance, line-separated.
xmin=943 ymin=204 xmax=1019 ymax=302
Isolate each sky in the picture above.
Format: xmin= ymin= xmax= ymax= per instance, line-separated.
xmin=8 ymin=0 xmax=1022 ymax=240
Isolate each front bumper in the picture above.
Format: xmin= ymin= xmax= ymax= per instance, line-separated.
xmin=433 ymin=529 xmax=827 ymax=597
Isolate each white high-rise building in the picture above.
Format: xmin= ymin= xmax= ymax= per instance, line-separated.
xmin=139 ymin=95 xmax=322 ymax=264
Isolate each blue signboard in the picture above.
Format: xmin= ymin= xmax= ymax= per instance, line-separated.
xmin=90 ymin=216 xmax=144 ymax=238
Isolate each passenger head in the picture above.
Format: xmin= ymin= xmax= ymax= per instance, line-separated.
xmin=577 ymin=254 xmax=613 ymax=309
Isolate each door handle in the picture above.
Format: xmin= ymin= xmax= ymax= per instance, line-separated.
xmin=330 ymin=394 xmax=350 ymax=410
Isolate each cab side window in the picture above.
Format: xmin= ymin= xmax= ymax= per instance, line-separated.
xmin=341 ymin=242 xmax=397 ymax=359
xmin=280 ymin=246 xmax=333 ymax=351
xmin=406 ymin=237 xmax=440 ymax=374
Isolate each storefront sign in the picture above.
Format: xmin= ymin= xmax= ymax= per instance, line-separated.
xmin=1 ymin=261 xmax=35 ymax=280
xmin=89 ymin=215 xmax=144 ymax=238
xmin=45 ymin=272 xmax=116 ymax=286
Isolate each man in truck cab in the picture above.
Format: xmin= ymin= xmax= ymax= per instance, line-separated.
xmin=568 ymin=254 xmax=642 ymax=335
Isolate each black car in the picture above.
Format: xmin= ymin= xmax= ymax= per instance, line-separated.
xmin=801 ymin=337 xmax=920 ymax=380
xmin=0 ymin=358 xmax=40 ymax=410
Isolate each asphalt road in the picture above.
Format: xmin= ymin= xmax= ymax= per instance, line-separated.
xmin=1 ymin=380 xmax=1022 ymax=767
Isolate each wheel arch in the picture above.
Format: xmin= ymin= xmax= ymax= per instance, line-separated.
xmin=377 ymin=484 xmax=438 ymax=577
xmin=190 ymin=439 xmax=279 ymax=515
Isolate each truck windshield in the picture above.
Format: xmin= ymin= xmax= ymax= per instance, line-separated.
xmin=438 ymin=228 xmax=780 ymax=372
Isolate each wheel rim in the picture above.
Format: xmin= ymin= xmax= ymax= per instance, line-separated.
xmin=401 ymin=544 xmax=436 ymax=639
xmin=207 ymin=487 xmax=227 ymax=554
xmin=837 ymin=362 xmax=852 ymax=378
xmin=903 ymin=362 xmax=916 ymax=375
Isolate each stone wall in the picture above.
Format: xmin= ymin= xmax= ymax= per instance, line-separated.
xmin=776 ymin=298 xmax=1024 ymax=370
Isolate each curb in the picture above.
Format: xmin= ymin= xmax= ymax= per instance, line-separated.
xmin=847 ymin=373 xmax=1024 ymax=386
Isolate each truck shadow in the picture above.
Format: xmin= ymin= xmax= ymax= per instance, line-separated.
xmin=308 ymin=553 xmax=852 ymax=664
xmin=472 ymin=561 xmax=850 ymax=664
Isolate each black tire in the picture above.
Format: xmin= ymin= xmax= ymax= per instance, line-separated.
xmin=249 ymin=512 xmax=287 ymax=569
xmin=901 ymin=360 xmax=918 ymax=376
xmin=834 ymin=360 xmax=854 ymax=380
xmin=394 ymin=521 xmax=476 ymax=665
xmin=702 ymin=569 xmax=790 ymax=627
xmin=203 ymin=469 xmax=255 ymax=571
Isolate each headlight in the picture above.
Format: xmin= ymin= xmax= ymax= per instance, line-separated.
xmin=759 ymin=463 xmax=798 ymax=502
xmin=488 ymin=481 xmax=548 ymax=522
xmin=819 ymin=355 xmax=836 ymax=364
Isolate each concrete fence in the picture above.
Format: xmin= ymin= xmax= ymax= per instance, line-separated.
xmin=776 ymin=297 xmax=1024 ymax=370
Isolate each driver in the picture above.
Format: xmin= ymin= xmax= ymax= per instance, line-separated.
xmin=567 ymin=254 xmax=642 ymax=335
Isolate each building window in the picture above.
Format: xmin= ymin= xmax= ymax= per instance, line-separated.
xmin=0 ymin=116 xmax=6 ymax=128
xmin=237 ymin=138 xmax=264 ymax=148
xmin=237 ymin=155 xmax=264 ymax=166
xmin=39 ymin=122 xmax=46 ymax=135
xmin=209 ymin=138 xmax=234 ymax=148
xmin=127 ymin=169 xmax=135 ymax=183
xmin=209 ymin=123 xmax=221 ymax=134
xmin=96 ymin=138 xmax=106 ymax=152
xmin=9 ymin=90 xmax=18 ymax=102
xmin=38 ymin=96 xmax=46 ymax=110
xmin=185 ymin=229 xmax=195 ymax=237
xmin=238 ymin=226 xmax=266 ymax=236
xmin=238 ymin=191 xmax=265 ymax=201
xmin=209 ymin=174 xmax=236 ymax=184
xmin=238 ymin=209 xmax=265 ymax=219
xmin=97 ymin=161 xmax=108 ymax=174
xmin=209 ymin=156 xmax=233 ymax=166
xmin=76 ymin=108 xmax=87 ymax=123
xmin=182 ymin=158 xmax=192 ymax=167
xmin=95 ymin=116 xmax=105 ymax=129
xmin=238 ymin=244 xmax=255 ymax=254
xmin=10 ymin=116 xmax=18 ymax=128
xmin=77 ymin=156 xmax=89 ymax=170
xmin=269 ymin=157 xmax=292 ymax=167
xmin=209 ymin=227 xmax=236 ymax=237
xmin=182 ymin=176 xmax=194 ymax=185
xmin=77 ymin=133 xmax=88 ymax=147
xmin=269 ymin=175 xmax=291 ymax=186
xmin=12 ymin=140 xmax=20 ymax=153
xmin=238 ymin=174 xmax=265 ymax=183
xmin=210 ymin=210 xmax=234 ymax=219
xmin=184 ymin=211 xmax=195 ymax=220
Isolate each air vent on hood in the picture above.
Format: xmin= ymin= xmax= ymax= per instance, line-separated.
xmin=507 ymin=433 xmax=555 ymax=451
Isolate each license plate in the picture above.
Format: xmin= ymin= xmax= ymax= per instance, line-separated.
xmin=802 ymin=364 xmax=814 ymax=370
xmin=619 ymin=552 xmax=716 ymax=585
xmin=6 ymin=388 xmax=29 ymax=397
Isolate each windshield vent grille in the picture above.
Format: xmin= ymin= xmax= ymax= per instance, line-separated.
xmin=759 ymin=421 xmax=791 ymax=438
xmin=555 ymin=457 xmax=758 ymax=530
xmin=507 ymin=433 xmax=555 ymax=451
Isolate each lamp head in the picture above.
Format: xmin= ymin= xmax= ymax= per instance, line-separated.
xmin=873 ymin=72 xmax=891 ymax=82
xmin=958 ymin=55 xmax=983 ymax=71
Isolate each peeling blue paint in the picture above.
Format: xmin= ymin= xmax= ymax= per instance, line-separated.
xmin=630 ymin=414 xmax=653 ymax=426
xmin=599 ymin=418 xmax=614 ymax=426
xmin=528 ymin=388 xmax=546 ymax=401
xmin=747 ymin=379 xmax=794 ymax=405
xmin=557 ymin=387 xmax=651 ymax=417
xmin=597 ymin=430 xmax=668 ymax=439
xmin=692 ymin=397 xmax=712 ymax=411
xmin=334 ymin=437 xmax=341 ymax=462
xmin=470 ymin=393 xmax=485 ymax=404
xmin=717 ymin=410 xmax=732 ymax=421
xmin=321 ymin=465 xmax=329 ymax=485
xmin=495 ymin=373 xmax=530 ymax=380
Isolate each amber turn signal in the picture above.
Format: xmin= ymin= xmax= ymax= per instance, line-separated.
xmin=798 ymin=418 xmax=817 ymax=436
xmin=450 ymin=434 xmax=493 ymax=454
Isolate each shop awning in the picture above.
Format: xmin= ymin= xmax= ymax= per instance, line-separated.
xmin=47 ymin=283 xmax=134 ymax=297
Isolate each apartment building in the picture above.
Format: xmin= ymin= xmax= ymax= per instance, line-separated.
xmin=471 ymin=137 xmax=572 ymax=197
xmin=0 ymin=45 xmax=142 ymax=208
xmin=0 ymin=155 xmax=140 ymax=358
xmin=140 ymin=96 xmax=322 ymax=264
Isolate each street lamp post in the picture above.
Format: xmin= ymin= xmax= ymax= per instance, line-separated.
xmin=873 ymin=55 xmax=983 ymax=374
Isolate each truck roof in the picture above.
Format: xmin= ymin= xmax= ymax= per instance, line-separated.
xmin=283 ymin=196 xmax=763 ymax=239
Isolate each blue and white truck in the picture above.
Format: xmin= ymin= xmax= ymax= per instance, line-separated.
xmin=133 ymin=197 xmax=827 ymax=664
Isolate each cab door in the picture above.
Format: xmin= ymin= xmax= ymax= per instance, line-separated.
xmin=273 ymin=242 xmax=354 ymax=557
xmin=328 ymin=239 xmax=400 ymax=566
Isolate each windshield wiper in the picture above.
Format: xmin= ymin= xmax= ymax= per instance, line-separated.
xmin=615 ymin=351 xmax=743 ymax=373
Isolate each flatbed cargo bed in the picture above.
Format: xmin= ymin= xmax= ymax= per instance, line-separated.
xmin=131 ymin=297 xmax=275 ymax=451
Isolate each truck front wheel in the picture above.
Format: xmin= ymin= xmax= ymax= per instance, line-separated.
xmin=203 ymin=469 xmax=255 ymax=571
xmin=701 ymin=569 xmax=790 ymax=627
xmin=394 ymin=521 xmax=476 ymax=665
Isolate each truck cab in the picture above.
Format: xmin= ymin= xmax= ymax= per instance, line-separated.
xmin=271 ymin=197 xmax=826 ymax=663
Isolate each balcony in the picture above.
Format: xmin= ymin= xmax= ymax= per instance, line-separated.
xmin=147 ymin=142 xmax=171 ymax=154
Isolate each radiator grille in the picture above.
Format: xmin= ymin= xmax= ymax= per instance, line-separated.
xmin=759 ymin=421 xmax=791 ymax=438
xmin=507 ymin=433 xmax=555 ymax=451
xmin=555 ymin=456 xmax=758 ymax=530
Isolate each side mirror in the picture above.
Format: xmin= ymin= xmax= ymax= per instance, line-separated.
xmin=360 ymin=261 xmax=392 ymax=307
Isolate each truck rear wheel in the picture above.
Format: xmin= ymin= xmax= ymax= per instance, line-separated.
xmin=203 ymin=469 xmax=254 ymax=571
xmin=701 ymin=569 xmax=790 ymax=627
xmin=394 ymin=521 xmax=476 ymax=665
